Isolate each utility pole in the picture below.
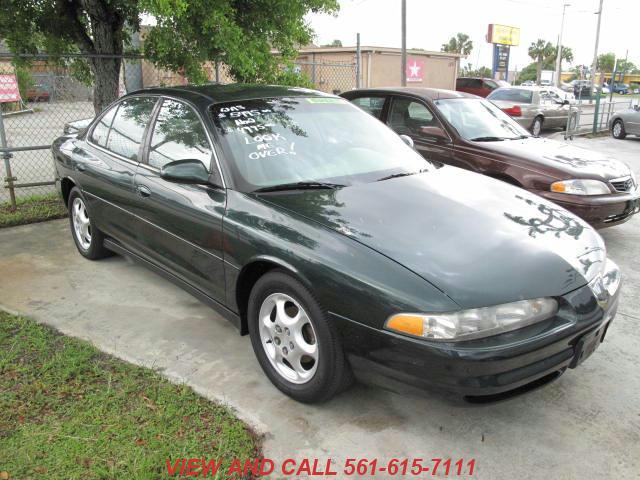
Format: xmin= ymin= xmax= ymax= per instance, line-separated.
xmin=555 ymin=3 xmax=570 ymax=87
xmin=401 ymin=0 xmax=407 ymax=86
xmin=590 ymin=0 xmax=604 ymax=89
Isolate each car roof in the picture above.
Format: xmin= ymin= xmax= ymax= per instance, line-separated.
xmin=125 ymin=83 xmax=334 ymax=106
xmin=342 ymin=87 xmax=477 ymax=100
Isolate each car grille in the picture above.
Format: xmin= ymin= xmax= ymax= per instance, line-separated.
xmin=610 ymin=177 xmax=634 ymax=193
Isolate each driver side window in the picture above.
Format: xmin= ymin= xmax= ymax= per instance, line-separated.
xmin=388 ymin=97 xmax=438 ymax=136
xmin=148 ymin=99 xmax=212 ymax=170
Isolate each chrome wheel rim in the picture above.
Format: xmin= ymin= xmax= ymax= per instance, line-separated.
xmin=613 ymin=122 xmax=622 ymax=137
xmin=533 ymin=119 xmax=542 ymax=136
xmin=72 ymin=197 xmax=92 ymax=250
xmin=258 ymin=292 xmax=318 ymax=384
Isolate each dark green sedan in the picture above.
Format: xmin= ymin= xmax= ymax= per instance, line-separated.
xmin=52 ymin=84 xmax=621 ymax=403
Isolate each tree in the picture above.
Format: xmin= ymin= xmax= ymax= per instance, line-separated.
xmin=597 ymin=53 xmax=615 ymax=73
xmin=527 ymin=39 xmax=554 ymax=84
xmin=441 ymin=33 xmax=473 ymax=56
xmin=550 ymin=45 xmax=574 ymax=68
xmin=461 ymin=64 xmax=491 ymax=78
xmin=322 ymin=39 xmax=343 ymax=47
xmin=0 ymin=0 xmax=339 ymax=113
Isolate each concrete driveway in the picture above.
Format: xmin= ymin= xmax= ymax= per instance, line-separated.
xmin=1 ymin=136 xmax=639 ymax=479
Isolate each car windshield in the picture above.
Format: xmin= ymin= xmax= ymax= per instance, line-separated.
xmin=211 ymin=97 xmax=430 ymax=192
xmin=434 ymin=98 xmax=530 ymax=141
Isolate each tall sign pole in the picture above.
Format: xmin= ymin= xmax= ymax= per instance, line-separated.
xmin=555 ymin=3 xmax=570 ymax=87
xmin=590 ymin=0 xmax=604 ymax=89
xmin=401 ymin=0 xmax=407 ymax=86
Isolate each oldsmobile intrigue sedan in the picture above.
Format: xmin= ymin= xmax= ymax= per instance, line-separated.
xmin=342 ymin=87 xmax=640 ymax=229
xmin=53 ymin=85 xmax=620 ymax=403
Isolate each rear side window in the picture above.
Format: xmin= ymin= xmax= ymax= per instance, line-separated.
xmin=456 ymin=78 xmax=469 ymax=89
xmin=488 ymin=88 xmax=533 ymax=103
xmin=106 ymin=97 xmax=157 ymax=161
xmin=350 ymin=96 xmax=386 ymax=119
xmin=90 ymin=104 xmax=117 ymax=147
xmin=148 ymin=99 xmax=212 ymax=170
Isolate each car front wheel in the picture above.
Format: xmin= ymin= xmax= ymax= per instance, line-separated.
xmin=611 ymin=119 xmax=626 ymax=139
xmin=68 ymin=187 xmax=111 ymax=260
xmin=247 ymin=270 xmax=353 ymax=403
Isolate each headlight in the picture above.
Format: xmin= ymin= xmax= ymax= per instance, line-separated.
xmin=385 ymin=298 xmax=558 ymax=342
xmin=630 ymin=169 xmax=637 ymax=188
xmin=550 ymin=179 xmax=611 ymax=195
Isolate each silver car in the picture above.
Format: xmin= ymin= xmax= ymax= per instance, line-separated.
xmin=609 ymin=104 xmax=640 ymax=139
xmin=487 ymin=86 xmax=574 ymax=136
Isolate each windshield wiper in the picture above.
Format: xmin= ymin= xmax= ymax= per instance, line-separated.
xmin=469 ymin=136 xmax=506 ymax=142
xmin=252 ymin=181 xmax=346 ymax=193
xmin=377 ymin=169 xmax=428 ymax=182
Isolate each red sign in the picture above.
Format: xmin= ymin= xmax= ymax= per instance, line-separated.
xmin=0 ymin=74 xmax=21 ymax=103
xmin=406 ymin=57 xmax=424 ymax=83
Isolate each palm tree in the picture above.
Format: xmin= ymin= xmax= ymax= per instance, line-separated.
xmin=528 ymin=39 xmax=554 ymax=84
xmin=441 ymin=33 xmax=473 ymax=56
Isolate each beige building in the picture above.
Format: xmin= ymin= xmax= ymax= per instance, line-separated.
xmin=294 ymin=46 xmax=464 ymax=94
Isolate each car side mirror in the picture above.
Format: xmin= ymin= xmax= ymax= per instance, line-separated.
xmin=420 ymin=126 xmax=448 ymax=140
xmin=399 ymin=134 xmax=414 ymax=149
xmin=562 ymin=99 xmax=570 ymax=105
xmin=160 ymin=159 xmax=219 ymax=186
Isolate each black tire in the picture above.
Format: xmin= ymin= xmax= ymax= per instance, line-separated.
xmin=611 ymin=119 xmax=626 ymax=139
xmin=67 ymin=187 xmax=112 ymax=260
xmin=531 ymin=116 xmax=544 ymax=136
xmin=247 ymin=270 xmax=353 ymax=403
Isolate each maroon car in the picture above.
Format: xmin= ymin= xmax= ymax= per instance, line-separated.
xmin=342 ymin=87 xmax=640 ymax=228
xmin=455 ymin=77 xmax=509 ymax=98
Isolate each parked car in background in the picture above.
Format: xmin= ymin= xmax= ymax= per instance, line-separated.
xmin=53 ymin=84 xmax=623 ymax=402
xmin=26 ymin=84 xmax=50 ymax=102
xmin=487 ymin=86 xmax=575 ymax=135
xmin=538 ymin=86 xmax=576 ymax=104
xmin=342 ymin=87 xmax=639 ymax=229
xmin=572 ymin=80 xmax=593 ymax=99
xmin=610 ymin=83 xmax=630 ymax=95
xmin=539 ymin=79 xmax=553 ymax=86
xmin=609 ymin=104 xmax=640 ymax=139
xmin=520 ymin=80 xmax=535 ymax=87
xmin=455 ymin=77 xmax=509 ymax=98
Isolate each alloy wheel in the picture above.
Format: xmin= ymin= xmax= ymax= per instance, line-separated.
xmin=258 ymin=292 xmax=318 ymax=384
xmin=72 ymin=197 xmax=92 ymax=250
xmin=613 ymin=121 xmax=622 ymax=138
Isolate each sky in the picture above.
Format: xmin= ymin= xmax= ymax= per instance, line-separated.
xmin=306 ymin=0 xmax=640 ymax=73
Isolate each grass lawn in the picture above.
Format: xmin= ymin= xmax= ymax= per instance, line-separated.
xmin=0 ymin=312 xmax=261 ymax=479
xmin=0 ymin=193 xmax=67 ymax=228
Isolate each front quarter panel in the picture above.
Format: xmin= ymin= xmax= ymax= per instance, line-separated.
xmin=222 ymin=190 xmax=459 ymax=330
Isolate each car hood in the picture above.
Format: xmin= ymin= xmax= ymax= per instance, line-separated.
xmin=259 ymin=166 xmax=606 ymax=309
xmin=478 ymin=136 xmax=631 ymax=180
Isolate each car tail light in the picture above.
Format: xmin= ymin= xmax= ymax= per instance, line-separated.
xmin=501 ymin=105 xmax=522 ymax=117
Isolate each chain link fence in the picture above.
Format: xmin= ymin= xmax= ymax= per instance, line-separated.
xmin=564 ymin=98 xmax=636 ymax=139
xmin=0 ymin=53 xmax=357 ymax=206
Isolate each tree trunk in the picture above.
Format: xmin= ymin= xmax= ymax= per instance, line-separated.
xmin=90 ymin=57 xmax=122 ymax=114
xmin=536 ymin=58 xmax=543 ymax=84
xmin=86 ymin=3 xmax=125 ymax=114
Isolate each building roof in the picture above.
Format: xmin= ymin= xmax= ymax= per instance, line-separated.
xmin=295 ymin=45 xmax=465 ymax=58
xmin=129 ymin=83 xmax=334 ymax=104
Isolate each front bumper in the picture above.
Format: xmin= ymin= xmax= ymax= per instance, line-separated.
xmin=535 ymin=189 xmax=640 ymax=229
xmin=332 ymin=266 xmax=620 ymax=399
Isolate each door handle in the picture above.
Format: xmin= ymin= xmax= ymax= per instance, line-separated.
xmin=136 ymin=184 xmax=151 ymax=198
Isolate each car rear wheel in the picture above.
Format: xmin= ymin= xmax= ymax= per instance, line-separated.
xmin=611 ymin=119 xmax=626 ymax=139
xmin=531 ymin=116 xmax=543 ymax=136
xmin=68 ymin=187 xmax=111 ymax=260
xmin=247 ymin=270 xmax=353 ymax=403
